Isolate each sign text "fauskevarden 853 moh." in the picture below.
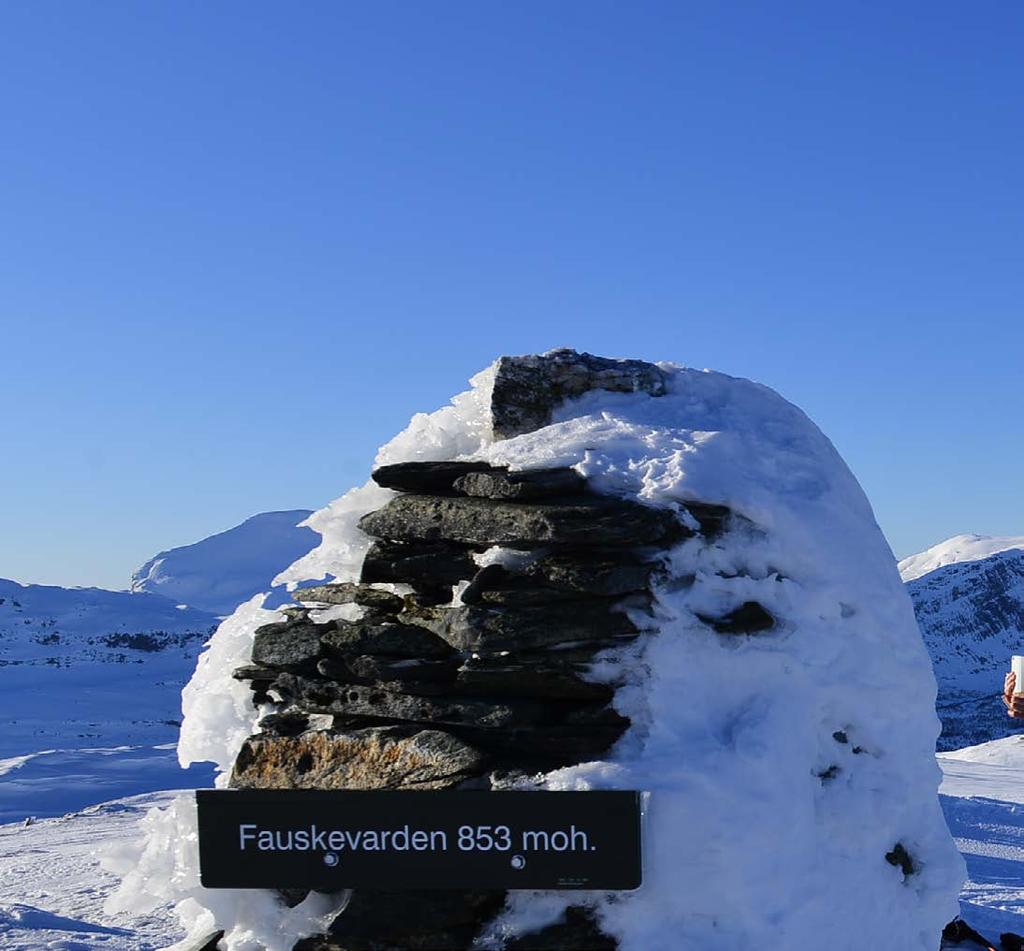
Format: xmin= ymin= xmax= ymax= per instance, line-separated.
xmin=196 ymin=789 xmax=643 ymax=890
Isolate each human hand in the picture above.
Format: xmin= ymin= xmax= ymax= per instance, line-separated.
xmin=1004 ymin=671 xmax=1024 ymax=719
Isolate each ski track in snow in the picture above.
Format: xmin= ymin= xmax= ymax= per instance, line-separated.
xmin=0 ymin=751 xmax=1021 ymax=949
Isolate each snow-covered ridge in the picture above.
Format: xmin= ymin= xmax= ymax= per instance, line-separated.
xmin=0 ymin=577 xmax=216 ymax=664
xmin=131 ymin=509 xmax=318 ymax=615
xmin=907 ymin=548 xmax=1024 ymax=689
xmin=899 ymin=533 xmax=1024 ymax=582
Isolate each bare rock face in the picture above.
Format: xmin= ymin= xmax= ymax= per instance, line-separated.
xmin=230 ymin=726 xmax=484 ymax=790
xmin=490 ymin=349 xmax=668 ymax=439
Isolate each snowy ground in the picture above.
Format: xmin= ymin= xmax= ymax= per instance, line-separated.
xmin=939 ymin=737 xmax=1024 ymax=942
xmin=0 ymin=742 xmax=1024 ymax=949
xmin=0 ymin=791 xmax=184 ymax=950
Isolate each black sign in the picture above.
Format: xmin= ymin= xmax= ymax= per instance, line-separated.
xmin=196 ymin=789 xmax=643 ymax=890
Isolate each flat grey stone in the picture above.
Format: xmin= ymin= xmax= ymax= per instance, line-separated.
xmin=521 ymin=552 xmax=656 ymax=595
xmin=255 ymin=710 xmax=311 ymax=737
xmin=322 ymin=620 xmax=455 ymax=659
xmin=454 ymin=658 xmax=613 ymax=702
xmin=293 ymin=582 xmax=404 ymax=613
xmin=461 ymin=560 xmax=654 ymax=605
xmin=347 ymin=654 xmax=458 ymax=686
xmin=251 ymin=621 xmax=323 ymax=672
xmin=271 ymin=675 xmax=548 ymax=730
xmin=360 ymin=538 xmax=478 ymax=588
xmin=452 ymin=467 xmax=586 ymax=501
xmin=231 ymin=663 xmax=279 ymax=682
xmin=491 ymin=349 xmax=668 ymax=439
xmin=358 ymin=494 xmax=683 ymax=549
xmin=403 ymin=601 xmax=641 ymax=652
xmin=315 ymin=656 xmax=358 ymax=682
xmin=230 ymin=726 xmax=485 ymax=790
xmin=371 ymin=460 xmax=496 ymax=494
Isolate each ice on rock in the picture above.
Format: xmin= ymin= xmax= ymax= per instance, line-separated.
xmin=106 ymin=355 xmax=964 ymax=950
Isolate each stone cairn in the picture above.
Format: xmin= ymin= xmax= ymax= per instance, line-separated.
xmin=225 ymin=351 xmax=773 ymax=951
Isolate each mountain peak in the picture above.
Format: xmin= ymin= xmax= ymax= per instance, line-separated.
xmin=898 ymin=533 xmax=1024 ymax=582
xmin=130 ymin=509 xmax=318 ymax=615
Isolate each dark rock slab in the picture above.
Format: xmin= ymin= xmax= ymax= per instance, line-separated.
xmin=507 ymin=906 xmax=616 ymax=950
xmin=293 ymin=583 xmax=404 ymax=613
xmin=486 ymin=722 xmax=629 ymax=768
xmin=231 ymin=663 xmax=279 ymax=682
xmin=522 ymin=552 xmax=656 ymax=596
xmin=251 ymin=621 xmax=324 ymax=672
xmin=404 ymin=583 xmax=456 ymax=607
xmin=371 ymin=460 xmax=496 ymax=494
xmin=491 ymin=349 xmax=669 ymax=439
xmin=461 ymin=561 xmax=653 ymax=606
xmin=460 ymin=565 xmax=598 ymax=606
xmin=360 ymin=538 xmax=479 ymax=588
xmin=403 ymin=601 xmax=641 ymax=652
xmin=271 ymin=675 xmax=548 ymax=730
xmin=296 ymin=890 xmax=506 ymax=951
xmin=453 ymin=467 xmax=586 ymax=501
xmin=347 ymin=654 xmax=459 ymax=687
xmin=315 ymin=656 xmax=360 ymax=682
xmin=697 ymin=601 xmax=775 ymax=634
xmin=467 ymin=583 xmax=610 ymax=608
xmin=454 ymin=657 xmax=614 ymax=702
xmin=256 ymin=710 xmax=312 ymax=737
xmin=322 ymin=620 xmax=455 ymax=659
xmin=359 ymin=494 xmax=683 ymax=550
xmin=230 ymin=726 xmax=485 ymax=791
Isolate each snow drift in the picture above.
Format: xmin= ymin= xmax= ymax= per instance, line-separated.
xmin=108 ymin=353 xmax=964 ymax=950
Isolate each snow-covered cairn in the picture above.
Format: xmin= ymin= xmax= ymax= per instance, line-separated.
xmin=108 ymin=350 xmax=964 ymax=950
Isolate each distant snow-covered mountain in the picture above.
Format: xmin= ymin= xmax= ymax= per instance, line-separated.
xmin=0 ymin=579 xmax=218 ymax=735
xmin=0 ymin=578 xmax=215 ymax=655
xmin=130 ymin=509 xmax=317 ymax=615
xmin=899 ymin=533 xmax=1024 ymax=583
xmin=904 ymin=540 xmax=1024 ymax=751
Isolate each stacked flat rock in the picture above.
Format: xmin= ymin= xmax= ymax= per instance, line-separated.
xmin=230 ymin=461 xmax=678 ymax=786
xmin=225 ymin=352 xmax=770 ymax=950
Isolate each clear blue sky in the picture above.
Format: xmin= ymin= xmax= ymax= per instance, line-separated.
xmin=1 ymin=2 xmax=1021 ymax=589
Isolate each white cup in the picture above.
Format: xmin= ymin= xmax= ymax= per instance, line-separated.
xmin=1013 ymin=655 xmax=1024 ymax=695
